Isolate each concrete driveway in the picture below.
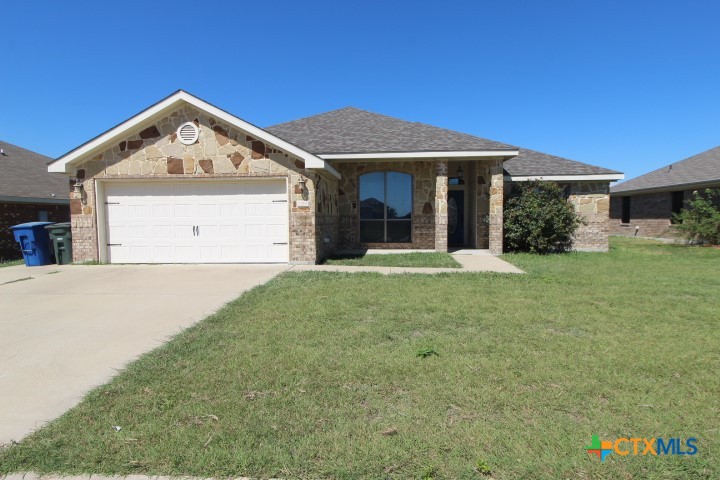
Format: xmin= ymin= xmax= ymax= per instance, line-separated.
xmin=0 ymin=262 xmax=287 ymax=445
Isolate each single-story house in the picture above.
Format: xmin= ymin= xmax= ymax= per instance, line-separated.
xmin=1 ymin=140 xmax=70 ymax=261
xmin=47 ymin=91 xmax=623 ymax=264
xmin=610 ymin=146 xmax=720 ymax=237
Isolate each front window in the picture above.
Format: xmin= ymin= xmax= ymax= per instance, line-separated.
xmin=359 ymin=172 xmax=412 ymax=242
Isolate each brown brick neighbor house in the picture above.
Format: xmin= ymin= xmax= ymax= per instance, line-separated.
xmin=610 ymin=147 xmax=720 ymax=238
xmin=1 ymin=141 xmax=70 ymax=261
xmin=47 ymin=91 xmax=622 ymax=264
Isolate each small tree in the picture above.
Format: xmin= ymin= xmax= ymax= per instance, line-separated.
xmin=504 ymin=180 xmax=583 ymax=253
xmin=672 ymin=189 xmax=720 ymax=245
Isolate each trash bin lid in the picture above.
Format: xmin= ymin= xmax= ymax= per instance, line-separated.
xmin=10 ymin=221 xmax=55 ymax=230
xmin=44 ymin=222 xmax=71 ymax=229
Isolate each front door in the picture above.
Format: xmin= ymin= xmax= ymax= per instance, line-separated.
xmin=448 ymin=190 xmax=464 ymax=245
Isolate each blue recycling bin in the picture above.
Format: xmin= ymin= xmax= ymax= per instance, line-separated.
xmin=10 ymin=221 xmax=55 ymax=266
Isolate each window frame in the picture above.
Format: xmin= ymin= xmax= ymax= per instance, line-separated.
xmin=358 ymin=171 xmax=413 ymax=243
xmin=621 ymin=196 xmax=631 ymax=224
xmin=671 ymin=191 xmax=684 ymax=224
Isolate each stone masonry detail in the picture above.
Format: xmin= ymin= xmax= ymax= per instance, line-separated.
xmin=71 ymin=105 xmax=320 ymax=263
xmin=335 ymin=161 xmax=438 ymax=250
xmin=488 ymin=161 xmax=504 ymax=254
xmin=566 ymin=182 xmax=610 ymax=252
xmin=434 ymin=160 xmax=448 ymax=252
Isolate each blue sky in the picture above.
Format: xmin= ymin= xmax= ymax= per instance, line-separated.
xmin=2 ymin=1 xmax=719 ymax=181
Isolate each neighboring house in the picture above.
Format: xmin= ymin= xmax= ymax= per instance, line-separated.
xmin=610 ymin=146 xmax=720 ymax=237
xmin=0 ymin=140 xmax=70 ymax=260
xmin=47 ymin=91 xmax=622 ymax=264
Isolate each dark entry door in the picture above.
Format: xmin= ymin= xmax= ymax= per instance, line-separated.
xmin=448 ymin=190 xmax=464 ymax=245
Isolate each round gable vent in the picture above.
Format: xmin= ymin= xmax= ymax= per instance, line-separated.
xmin=177 ymin=122 xmax=199 ymax=145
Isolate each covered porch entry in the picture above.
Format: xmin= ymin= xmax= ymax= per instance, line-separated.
xmin=442 ymin=159 xmax=504 ymax=252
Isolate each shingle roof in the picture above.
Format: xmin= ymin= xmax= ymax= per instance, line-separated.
xmin=611 ymin=146 xmax=720 ymax=194
xmin=0 ymin=140 xmax=69 ymax=201
xmin=266 ymin=107 xmax=621 ymax=178
xmin=266 ymin=107 xmax=516 ymax=154
xmin=504 ymin=148 xmax=622 ymax=177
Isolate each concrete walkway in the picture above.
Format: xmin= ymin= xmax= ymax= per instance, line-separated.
xmin=290 ymin=252 xmax=524 ymax=274
xmin=0 ymin=263 xmax=288 ymax=445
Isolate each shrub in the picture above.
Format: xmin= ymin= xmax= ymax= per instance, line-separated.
xmin=503 ymin=180 xmax=583 ymax=253
xmin=672 ymin=189 xmax=720 ymax=245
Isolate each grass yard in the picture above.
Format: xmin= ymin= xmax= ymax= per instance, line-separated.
xmin=0 ymin=259 xmax=23 ymax=268
xmin=1 ymin=238 xmax=718 ymax=479
xmin=324 ymin=251 xmax=461 ymax=268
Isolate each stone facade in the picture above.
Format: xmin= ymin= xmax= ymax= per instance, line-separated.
xmin=0 ymin=202 xmax=70 ymax=261
xmin=434 ymin=160 xmax=448 ymax=252
xmin=335 ymin=160 xmax=441 ymax=250
xmin=488 ymin=161 xmax=505 ymax=254
xmin=61 ymin=103 xmax=615 ymax=262
xmin=503 ymin=180 xmax=611 ymax=252
xmin=565 ymin=182 xmax=611 ymax=252
xmin=69 ymin=105 xmax=321 ymax=264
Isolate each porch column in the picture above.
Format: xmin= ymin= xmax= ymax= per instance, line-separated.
xmin=434 ymin=159 xmax=448 ymax=252
xmin=489 ymin=161 xmax=504 ymax=254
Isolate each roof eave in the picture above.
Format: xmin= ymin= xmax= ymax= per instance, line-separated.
xmin=507 ymin=173 xmax=625 ymax=182
xmin=318 ymin=150 xmax=519 ymax=160
xmin=611 ymin=178 xmax=720 ymax=196
xmin=48 ymin=91 xmax=340 ymax=179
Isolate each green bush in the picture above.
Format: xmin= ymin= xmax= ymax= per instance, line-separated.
xmin=672 ymin=189 xmax=720 ymax=245
xmin=503 ymin=180 xmax=583 ymax=253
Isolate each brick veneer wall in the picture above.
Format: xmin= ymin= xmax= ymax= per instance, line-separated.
xmin=609 ymin=187 xmax=720 ymax=238
xmin=69 ymin=105 xmax=320 ymax=263
xmin=609 ymin=188 xmax=720 ymax=238
xmin=314 ymin=172 xmax=339 ymax=261
xmin=334 ymin=160 xmax=441 ymax=250
xmin=609 ymin=191 xmax=673 ymax=237
xmin=0 ymin=202 xmax=70 ymax=261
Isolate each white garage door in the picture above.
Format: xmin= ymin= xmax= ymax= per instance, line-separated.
xmin=104 ymin=180 xmax=289 ymax=263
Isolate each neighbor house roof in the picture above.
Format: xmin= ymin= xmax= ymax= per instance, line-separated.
xmin=0 ymin=140 xmax=69 ymax=204
xmin=48 ymin=90 xmax=339 ymax=178
xmin=504 ymin=148 xmax=624 ymax=181
xmin=611 ymin=146 xmax=720 ymax=195
xmin=266 ymin=107 xmax=518 ymax=156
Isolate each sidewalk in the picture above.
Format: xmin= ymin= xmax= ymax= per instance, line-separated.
xmin=290 ymin=252 xmax=524 ymax=274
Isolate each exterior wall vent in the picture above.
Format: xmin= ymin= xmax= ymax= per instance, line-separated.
xmin=177 ymin=122 xmax=199 ymax=145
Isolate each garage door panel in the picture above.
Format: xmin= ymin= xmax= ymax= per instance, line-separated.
xmin=104 ymin=181 xmax=289 ymax=263
xmin=267 ymin=223 xmax=288 ymax=239
xmin=173 ymin=203 xmax=198 ymax=217
xmin=152 ymin=204 xmax=173 ymax=217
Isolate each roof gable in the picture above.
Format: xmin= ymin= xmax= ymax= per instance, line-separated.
xmin=611 ymin=146 xmax=720 ymax=194
xmin=0 ymin=140 xmax=69 ymax=202
xmin=49 ymin=91 xmax=338 ymax=178
xmin=266 ymin=107 xmax=517 ymax=155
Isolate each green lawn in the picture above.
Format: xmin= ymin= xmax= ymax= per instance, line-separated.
xmin=0 ymin=259 xmax=23 ymax=268
xmin=324 ymin=252 xmax=461 ymax=268
xmin=1 ymin=238 xmax=718 ymax=479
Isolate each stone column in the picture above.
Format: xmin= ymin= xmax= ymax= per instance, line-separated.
xmin=488 ymin=161 xmax=504 ymax=254
xmin=434 ymin=159 xmax=448 ymax=252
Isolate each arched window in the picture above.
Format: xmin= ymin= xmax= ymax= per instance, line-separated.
xmin=359 ymin=172 xmax=412 ymax=243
